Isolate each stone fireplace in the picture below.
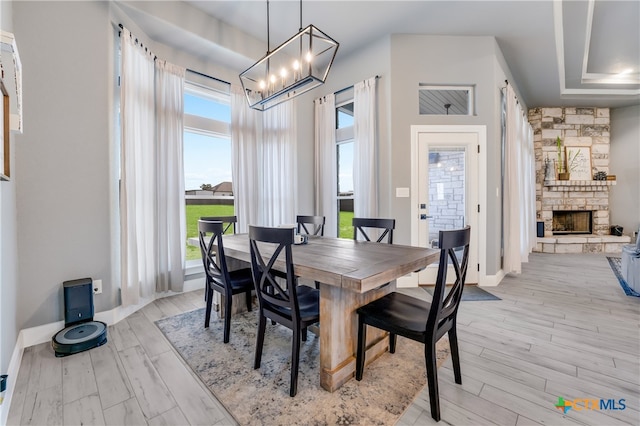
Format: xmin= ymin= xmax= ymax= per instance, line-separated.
xmin=528 ymin=107 xmax=630 ymax=253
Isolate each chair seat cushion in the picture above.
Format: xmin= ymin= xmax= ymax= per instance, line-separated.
xmin=296 ymin=285 xmax=320 ymax=317
xmin=268 ymin=285 xmax=320 ymax=322
xmin=228 ymin=268 xmax=254 ymax=291
xmin=357 ymin=292 xmax=430 ymax=338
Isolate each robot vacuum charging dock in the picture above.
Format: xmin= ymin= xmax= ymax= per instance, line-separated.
xmin=52 ymin=278 xmax=107 ymax=357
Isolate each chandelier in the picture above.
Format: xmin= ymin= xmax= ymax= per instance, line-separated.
xmin=239 ymin=0 xmax=339 ymax=111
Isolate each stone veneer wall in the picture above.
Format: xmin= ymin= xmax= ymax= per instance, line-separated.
xmin=528 ymin=107 xmax=611 ymax=236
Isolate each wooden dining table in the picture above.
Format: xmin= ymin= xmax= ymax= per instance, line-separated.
xmin=220 ymin=233 xmax=440 ymax=392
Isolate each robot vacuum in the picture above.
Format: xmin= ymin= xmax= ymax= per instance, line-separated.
xmin=52 ymin=278 xmax=107 ymax=357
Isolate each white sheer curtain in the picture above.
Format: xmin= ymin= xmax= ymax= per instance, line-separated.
xmin=261 ymin=102 xmax=297 ymax=226
xmin=503 ymin=84 xmax=536 ymax=274
xmin=231 ymin=86 xmax=262 ymax=232
xmin=353 ymin=77 xmax=378 ymax=219
xmin=314 ymin=94 xmax=338 ymax=237
xmin=231 ymin=87 xmax=297 ymax=231
xmin=155 ymin=60 xmax=186 ymax=293
xmin=120 ymin=28 xmax=156 ymax=306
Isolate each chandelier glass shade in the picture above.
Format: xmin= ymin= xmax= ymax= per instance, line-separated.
xmin=240 ymin=24 xmax=339 ymax=111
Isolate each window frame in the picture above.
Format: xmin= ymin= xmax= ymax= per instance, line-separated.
xmin=335 ymin=96 xmax=354 ymax=238
xmin=183 ymin=80 xmax=233 ymax=270
xmin=418 ymin=84 xmax=476 ymax=116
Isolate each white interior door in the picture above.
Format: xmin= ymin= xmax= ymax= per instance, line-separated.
xmin=415 ymin=131 xmax=480 ymax=284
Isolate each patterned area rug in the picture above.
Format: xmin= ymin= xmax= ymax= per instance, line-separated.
xmin=156 ymin=308 xmax=450 ymax=425
xmin=607 ymin=256 xmax=640 ymax=297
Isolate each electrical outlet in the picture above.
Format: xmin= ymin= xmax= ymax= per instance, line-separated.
xmin=93 ymin=279 xmax=102 ymax=295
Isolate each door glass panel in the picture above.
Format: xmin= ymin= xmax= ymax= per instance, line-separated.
xmin=428 ymin=147 xmax=466 ymax=250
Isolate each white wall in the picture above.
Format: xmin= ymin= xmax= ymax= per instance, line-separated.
xmin=388 ymin=35 xmax=515 ymax=276
xmin=610 ymin=104 xmax=640 ymax=237
xmin=13 ymin=1 xmax=115 ymax=329
xmin=294 ymin=35 xmax=392 ymax=217
xmin=0 ymin=0 xmax=18 ymax=377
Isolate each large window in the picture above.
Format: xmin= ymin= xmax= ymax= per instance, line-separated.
xmin=183 ymin=81 xmax=233 ymax=261
xmin=336 ymin=100 xmax=354 ymax=238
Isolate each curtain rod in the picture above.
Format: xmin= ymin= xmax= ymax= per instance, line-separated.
xmin=118 ymin=24 xmax=156 ymax=60
xmin=186 ymin=69 xmax=231 ymax=87
xmin=334 ymin=75 xmax=380 ymax=96
xmin=502 ymin=80 xmax=527 ymax=118
xmin=117 ymin=24 xmax=231 ymax=87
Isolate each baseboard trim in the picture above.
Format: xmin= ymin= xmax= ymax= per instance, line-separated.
xmin=0 ymin=332 xmax=24 ymax=426
xmin=481 ymin=269 xmax=505 ymax=287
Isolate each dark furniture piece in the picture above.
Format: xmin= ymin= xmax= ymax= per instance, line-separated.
xmin=199 ymin=215 xmax=239 ymax=306
xmin=352 ymin=217 xmax=395 ymax=243
xmin=200 ymin=215 xmax=238 ymax=234
xmin=198 ymin=220 xmax=253 ymax=343
xmin=296 ymin=215 xmax=326 ymax=236
xmin=249 ymin=225 xmax=320 ymax=397
xmin=355 ymin=226 xmax=471 ymax=422
xmin=296 ymin=215 xmax=326 ymax=288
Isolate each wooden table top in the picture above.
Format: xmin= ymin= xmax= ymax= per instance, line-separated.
xmin=220 ymin=234 xmax=440 ymax=293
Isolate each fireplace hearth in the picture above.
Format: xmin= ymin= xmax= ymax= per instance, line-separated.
xmin=553 ymin=211 xmax=592 ymax=235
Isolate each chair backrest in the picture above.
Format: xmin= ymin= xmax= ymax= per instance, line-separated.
xmin=200 ymin=216 xmax=238 ymax=235
xmin=427 ymin=226 xmax=471 ymax=341
xmin=296 ymin=215 xmax=325 ymax=236
xmin=198 ymin=220 xmax=232 ymax=291
xmin=249 ymin=226 xmax=301 ymax=322
xmin=352 ymin=217 xmax=395 ymax=244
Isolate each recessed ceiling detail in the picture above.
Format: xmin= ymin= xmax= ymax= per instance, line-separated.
xmin=555 ymin=0 xmax=640 ymax=98
xmin=582 ymin=0 xmax=640 ymax=85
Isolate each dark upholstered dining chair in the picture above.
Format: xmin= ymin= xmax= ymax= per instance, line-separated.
xmin=198 ymin=220 xmax=253 ymax=343
xmin=355 ymin=226 xmax=471 ymax=422
xmin=199 ymin=216 xmax=239 ymax=306
xmin=249 ymin=225 xmax=320 ymax=397
xmin=352 ymin=217 xmax=395 ymax=243
xmin=296 ymin=215 xmax=325 ymax=236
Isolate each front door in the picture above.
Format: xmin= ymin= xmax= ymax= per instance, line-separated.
xmin=411 ymin=126 xmax=483 ymax=285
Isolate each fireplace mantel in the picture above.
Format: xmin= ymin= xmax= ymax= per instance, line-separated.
xmin=543 ymin=180 xmax=616 ymax=192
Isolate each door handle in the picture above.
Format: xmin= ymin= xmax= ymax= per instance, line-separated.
xmin=420 ymin=214 xmax=433 ymax=220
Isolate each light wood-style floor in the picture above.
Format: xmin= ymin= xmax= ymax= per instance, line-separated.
xmin=7 ymin=253 xmax=640 ymax=425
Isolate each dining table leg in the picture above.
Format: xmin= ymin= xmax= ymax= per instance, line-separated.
xmin=318 ymin=280 xmax=397 ymax=392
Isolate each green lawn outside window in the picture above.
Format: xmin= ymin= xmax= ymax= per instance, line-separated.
xmin=185 ymin=205 xmax=355 ymax=261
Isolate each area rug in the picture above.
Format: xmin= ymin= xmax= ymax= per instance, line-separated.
xmin=423 ymin=284 xmax=501 ymax=301
xmin=156 ymin=308 xmax=450 ymax=425
xmin=607 ymin=256 xmax=640 ymax=297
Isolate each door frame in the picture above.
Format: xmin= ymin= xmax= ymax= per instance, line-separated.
xmin=400 ymin=125 xmax=488 ymax=287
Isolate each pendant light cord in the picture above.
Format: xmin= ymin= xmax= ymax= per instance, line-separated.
xmin=299 ymin=0 xmax=303 ymax=31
